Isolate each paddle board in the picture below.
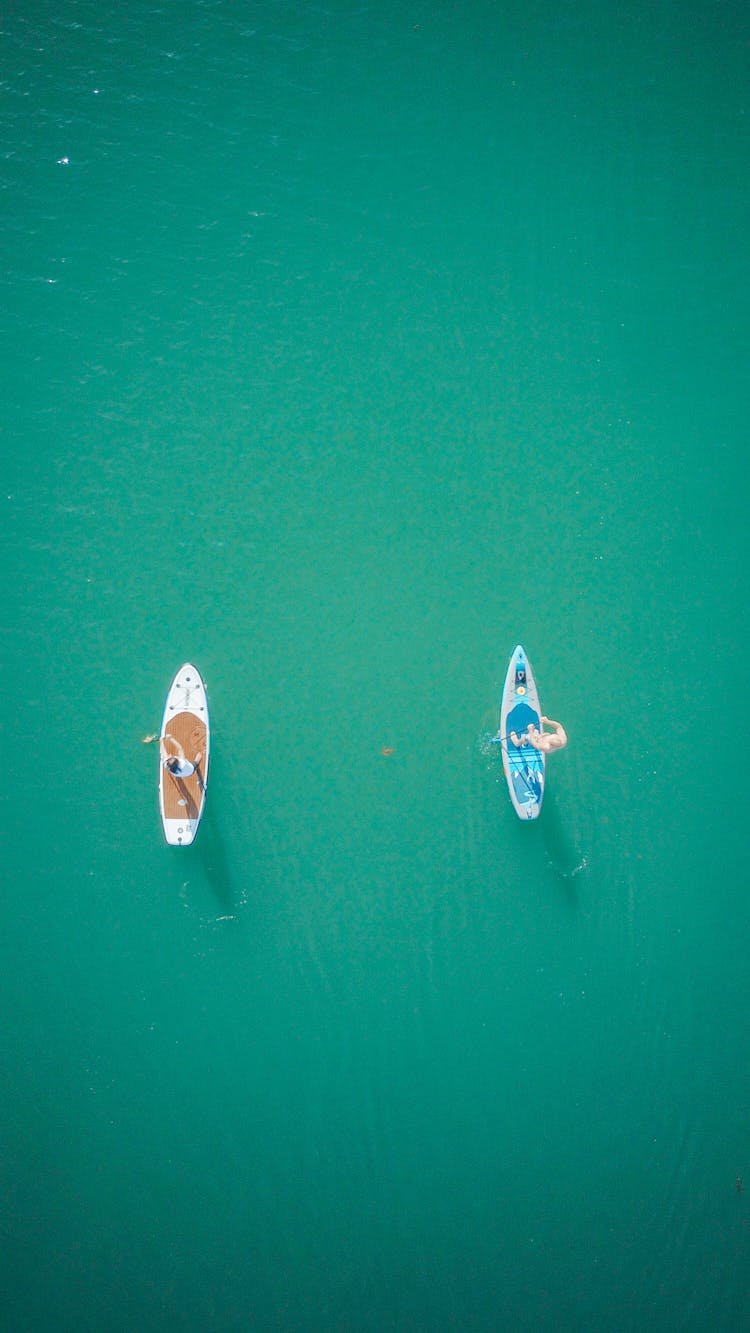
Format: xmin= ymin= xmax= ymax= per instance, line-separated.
xmin=500 ymin=644 xmax=545 ymax=820
xmin=158 ymin=663 xmax=209 ymax=846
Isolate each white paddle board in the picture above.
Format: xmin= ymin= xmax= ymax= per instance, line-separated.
xmin=158 ymin=663 xmax=209 ymax=846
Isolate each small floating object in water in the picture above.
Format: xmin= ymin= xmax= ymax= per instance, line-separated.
xmin=736 ymin=1176 xmax=743 ymax=1195
xmin=381 ymin=746 xmax=394 ymax=757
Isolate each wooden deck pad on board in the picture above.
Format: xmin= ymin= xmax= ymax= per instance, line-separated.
xmin=162 ymin=711 xmax=207 ymax=821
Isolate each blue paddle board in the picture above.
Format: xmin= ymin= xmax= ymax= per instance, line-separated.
xmin=500 ymin=644 xmax=545 ymax=820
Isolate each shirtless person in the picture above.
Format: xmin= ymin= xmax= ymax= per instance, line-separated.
xmin=509 ymin=716 xmax=567 ymax=753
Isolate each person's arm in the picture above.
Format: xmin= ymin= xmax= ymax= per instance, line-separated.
xmin=159 ymin=734 xmax=184 ymax=762
xmin=545 ymin=719 xmax=567 ymax=747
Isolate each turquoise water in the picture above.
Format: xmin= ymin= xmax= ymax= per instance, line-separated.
xmin=3 ymin=3 xmax=750 ymax=1329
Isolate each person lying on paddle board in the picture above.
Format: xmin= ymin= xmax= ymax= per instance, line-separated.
xmin=509 ymin=716 xmax=567 ymax=753
xmin=142 ymin=732 xmax=201 ymax=778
